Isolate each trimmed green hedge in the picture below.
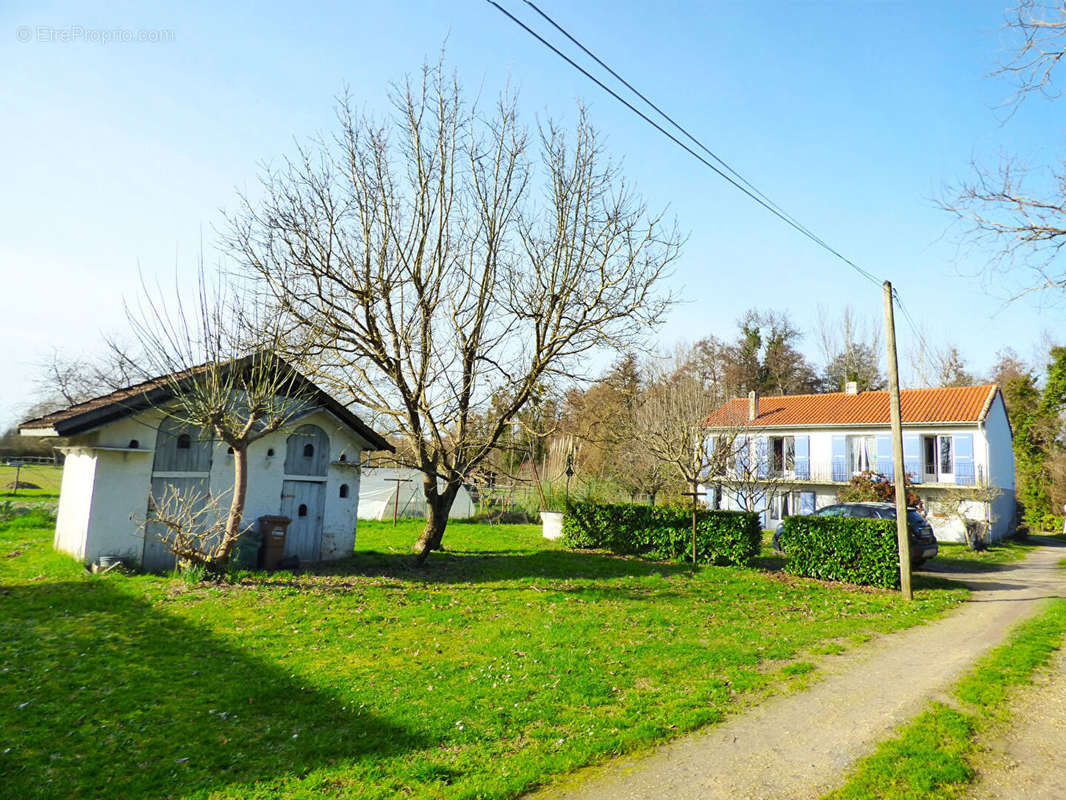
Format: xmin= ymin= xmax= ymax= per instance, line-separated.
xmin=561 ymin=501 xmax=761 ymax=566
xmin=779 ymin=515 xmax=900 ymax=588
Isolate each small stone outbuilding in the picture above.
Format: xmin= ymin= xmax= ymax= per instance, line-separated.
xmin=18 ymin=361 xmax=392 ymax=570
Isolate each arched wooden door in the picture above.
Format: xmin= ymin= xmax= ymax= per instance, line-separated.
xmin=144 ymin=419 xmax=212 ymax=571
xmin=280 ymin=424 xmax=329 ymax=562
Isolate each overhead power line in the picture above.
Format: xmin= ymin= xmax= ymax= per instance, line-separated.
xmin=488 ymin=1 xmax=937 ymax=364
xmin=485 ymin=0 xmax=883 ymax=288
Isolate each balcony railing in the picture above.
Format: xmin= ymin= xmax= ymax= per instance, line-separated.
xmin=710 ymin=460 xmax=976 ymax=486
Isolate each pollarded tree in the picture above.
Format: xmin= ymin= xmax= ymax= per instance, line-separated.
xmin=227 ymin=63 xmax=680 ymax=563
xmin=125 ymin=268 xmax=312 ymax=566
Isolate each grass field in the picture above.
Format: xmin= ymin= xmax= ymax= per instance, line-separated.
xmin=0 ymin=515 xmax=967 ymax=800
xmin=0 ymin=463 xmax=62 ymax=498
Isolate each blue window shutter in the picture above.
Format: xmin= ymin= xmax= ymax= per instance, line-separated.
xmin=831 ymin=435 xmax=847 ymax=481
xmin=761 ymin=508 xmax=769 ymax=528
xmin=800 ymin=491 xmax=816 ymax=514
xmin=876 ymin=434 xmax=893 ymax=475
xmin=903 ymin=434 xmax=921 ymax=484
xmin=756 ymin=436 xmax=769 ymax=478
xmin=794 ymin=436 xmax=810 ymax=480
xmin=954 ymin=433 xmax=975 ymax=485
xmin=735 ymin=436 xmax=749 ymax=478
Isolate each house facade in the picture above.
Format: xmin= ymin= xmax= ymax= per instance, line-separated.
xmin=702 ymin=383 xmax=1015 ymax=542
xmin=19 ymin=361 xmax=392 ymax=570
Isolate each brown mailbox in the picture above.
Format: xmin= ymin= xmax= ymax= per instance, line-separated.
xmin=258 ymin=515 xmax=291 ymax=570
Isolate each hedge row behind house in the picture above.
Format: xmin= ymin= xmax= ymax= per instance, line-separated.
xmin=779 ymin=515 xmax=900 ymax=589
xmin=561 ymin=501 xmax=761 ymax=566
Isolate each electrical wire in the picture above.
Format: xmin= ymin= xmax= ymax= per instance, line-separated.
xmin=490 ymin=1 xmax=939 ymax=364
xmin=484 ymin=0 xmax=884 ymax=288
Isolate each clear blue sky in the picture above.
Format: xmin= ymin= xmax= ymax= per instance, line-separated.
xmin=1 ymin=0 xmax=1059 ymax=429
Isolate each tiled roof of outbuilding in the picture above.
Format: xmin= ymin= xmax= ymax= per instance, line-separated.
xmin=703 ymin=384 xmax=999 ymax=428
xmin=18 ymin=355 xmax=393 ymax=451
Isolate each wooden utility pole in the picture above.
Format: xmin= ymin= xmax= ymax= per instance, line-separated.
xmin=882 ymin=281 xmax=913 ymax=601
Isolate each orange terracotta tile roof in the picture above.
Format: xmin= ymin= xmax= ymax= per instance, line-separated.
xmin=703 ymin=384 xmax=999 ymax=428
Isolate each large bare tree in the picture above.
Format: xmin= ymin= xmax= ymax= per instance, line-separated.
xmin=226 ymin=64 xmax=680 ymax=562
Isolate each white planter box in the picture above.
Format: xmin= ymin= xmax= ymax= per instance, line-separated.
xmin=540 ymin=511 xmax=564 ymax=540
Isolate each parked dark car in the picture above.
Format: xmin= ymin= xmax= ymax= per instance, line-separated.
xmin=773 ymin=502 xmax=939 ymax=566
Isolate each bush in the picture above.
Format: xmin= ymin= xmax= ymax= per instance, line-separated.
xmin=1039 ymin=513 xmax=1065 ymax=533
xmin=837 ymin=470 xmax=923 ymax=513
xmin=779 ymin=515 xmax=900 ymax=588
xmin=561 ymin=501 xmax=761 ymax=566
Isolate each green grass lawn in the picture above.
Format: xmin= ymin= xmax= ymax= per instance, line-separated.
xmin=1 ymin=515 xmax=966 ymax=800
xmin=0 ymin=463 xmax=62 ymax=499
xmin=825 ymin=598 xmax=1066 ymax=800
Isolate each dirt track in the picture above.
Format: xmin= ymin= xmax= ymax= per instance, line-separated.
xmin=528 ymin=540 xmax=1066 ymax=800
xmin=968 ymin=645 xmax=1066 ymax=800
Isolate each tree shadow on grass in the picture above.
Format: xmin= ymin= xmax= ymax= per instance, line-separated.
xmin=300 ymin=547 xmax=697 ymax=586
xmin=0 ymin=580 xmax=425 ymax=800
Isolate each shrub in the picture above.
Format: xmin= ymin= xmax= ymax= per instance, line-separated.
xmin=1039 ymin=513 xmax=1065 ymax=533
xmin=780 ymin=515 xmax=900 ymax=589
xmin=561 ymin=501 xmax=761 ymax=566
xmin=837 ymin=470 xmax=923 ymax=513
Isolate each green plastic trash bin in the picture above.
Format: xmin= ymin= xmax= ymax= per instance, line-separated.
xmin=233 ymin=530 xmax=262 ymax=569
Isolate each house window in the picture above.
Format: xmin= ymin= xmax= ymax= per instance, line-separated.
xmin=176 ymin=433 xmax=191 ymax=450
xmin=771 ymin=492 xmax=792 ymax=520
xmin=923 ymin=434 xmax=954 ymax=481
xmin=770 ymin=437 xmax=795 ymax=475
xmin=847 ymin=435 xmax=876 ymax=474
xmin=339 ymin=483 xmax=349 ymax=498
xmin=923 ymin=436 xmax=936 ymax=476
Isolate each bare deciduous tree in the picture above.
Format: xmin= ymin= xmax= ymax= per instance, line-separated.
xmin=32 ymin=345 xmax=143 ymax=413
xmin=997 ymin=0 xmax=1066 ymax=105
xmin=633 ymin=348 xmax=728 ymax=561
xmin=941 ymin=1 xmax=1066 ymax=299
xmin=127 ymin=268 xmax=312 ymax=566
xmin=817 ymin=305 xmax=885 ymax=392
xmin=227 ymin=64 xmax=680 ymax=563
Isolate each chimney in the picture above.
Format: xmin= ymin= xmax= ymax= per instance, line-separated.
xmin=845 ymin=381 xmax=859 ymax=395
xmin=748 ymin=390 xmax=758 ymax=421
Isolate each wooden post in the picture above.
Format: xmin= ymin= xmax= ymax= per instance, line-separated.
xmin=12 ymin=462 xmax=21 ymax=497
xmin=680 ymin=483 xmax=702 ymax=565
xmin=385 ymin=477 xmax=412 ymax=527
xmin=882 ymin=281 xmax=913 ymax=601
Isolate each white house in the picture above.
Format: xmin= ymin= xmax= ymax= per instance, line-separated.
xmin=702 ymin=383 xmax=1015 ymax=542
xmin=18 ymin=361 xmax=392 ymax=570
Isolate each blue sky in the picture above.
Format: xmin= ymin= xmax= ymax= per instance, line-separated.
xmin=1 ymin=0 xmax=1060 ymax=429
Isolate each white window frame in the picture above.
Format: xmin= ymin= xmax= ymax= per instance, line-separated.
xmin=847 ymin=435 xmax=877 ymax=475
